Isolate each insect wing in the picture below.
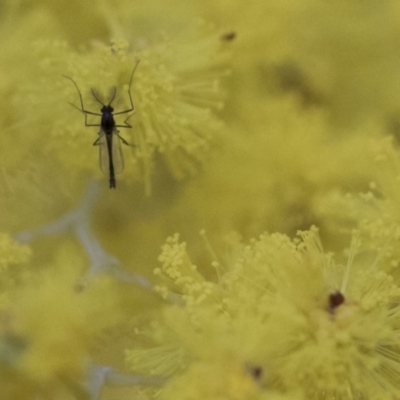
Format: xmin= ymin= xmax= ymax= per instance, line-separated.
xmin=112 ymin=130 xmax=124 ymax=174
xmin=97 ymin=131 xmax=110 ymax=175
xmin=97 ymin=130 xmax=124 ymax=175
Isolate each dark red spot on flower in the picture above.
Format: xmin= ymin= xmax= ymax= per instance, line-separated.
xmin=328 ymin=290 xmax=345 ymax=313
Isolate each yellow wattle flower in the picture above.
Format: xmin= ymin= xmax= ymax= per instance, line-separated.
xmin=127 ymin=228 xmax=400 ymax=400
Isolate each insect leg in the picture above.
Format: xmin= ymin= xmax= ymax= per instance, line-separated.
xmin=64 ymin=76 xmax=103 ymax=128
xmin=93 ymin=131 xmax=105 ymax=146
xmin=113 ymin=60 xmax=140 ymax=115
xmin=115 ymin=133 xmax=132 ymax=146
xmin=115 ymin=109 xmax=136 ymax=129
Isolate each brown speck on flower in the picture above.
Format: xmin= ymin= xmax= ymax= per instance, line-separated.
xmin=328 ymin=290 xmax=345 ymax=313
xmin=246 ymin=364 xmax=263 ymax=381
xmin=221 ymin=31 xmax=236 ymax=41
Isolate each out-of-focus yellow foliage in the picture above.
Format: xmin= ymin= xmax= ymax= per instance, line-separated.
xmin=2 ymin=1 xmax=400 ymax=399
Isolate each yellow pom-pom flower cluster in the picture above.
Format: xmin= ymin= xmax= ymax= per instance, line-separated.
xmin=127 ymin=228 xmax=400 ymax=400
xmin=3 ymin=1 xmax=400 ymax=400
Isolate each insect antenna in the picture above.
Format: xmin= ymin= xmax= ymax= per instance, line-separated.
xmin=108 ymin=86 xmax=117 ymax=105
xmin=91 ymin=88 xmax=105 ymax=106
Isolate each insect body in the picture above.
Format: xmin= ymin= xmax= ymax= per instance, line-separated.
xmin=96 ymin=104 xmax=122 ymax=189
xmin=64 ymin=61 xmax=140 ymax=188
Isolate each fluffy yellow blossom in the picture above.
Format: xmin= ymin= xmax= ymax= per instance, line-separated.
xmin=163 ymin=96 xmax=380 ymax=249
xmin=0 ymin=234 xmax=30 ymax=310
xmin=199 ymin=0 xmax=400 ymax=127
xmin=127 ymin=228 xmax=400 ymax=400
xmin=0 ymin=233 xmax=30 ymax=273
xmin=3 ymin=1 xmax=400 ymax=400
xmin=0 ymin=264 xmax=122 ymax=399
xmin=159 ymin=356 xmax=301 ymax=400
xmin=2 ymin=26 xmax=229 ymax=201
xmin=317 ymin=136 xmax=400 ymax=269
xmin=154 ymin=233 xmax=215 ymax=304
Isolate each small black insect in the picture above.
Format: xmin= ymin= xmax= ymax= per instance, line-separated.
xmin=64 ymin=61 xmax=140 ymax=188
